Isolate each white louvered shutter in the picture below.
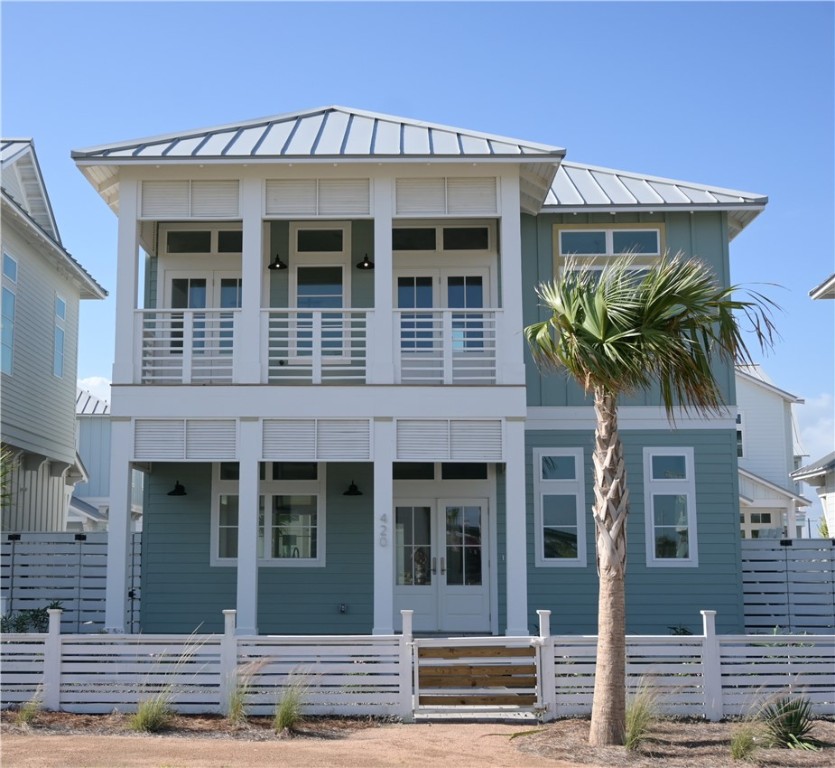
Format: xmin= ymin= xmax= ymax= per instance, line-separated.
xmin=396 ymin=420 xmax=450 ymax=460
xmin=446 ymin=178 xmax=498 ymax=214
xmin=262 ymin=419 xmax=316 ymax=460
xmin=141 ymin=181 xmax=190 ymax=218
xmin=450 ymin=420 xmax=503 ymax=460
xmin=395 ymin=178 xmax=446 ymax=215
xmin=316 ymin=420 xmax=371 ymax=460
xmin=186 ymin=420 xmax=237 ymax=459
xmin=134 ymin=420 xmax=185 ymax=460
xmin=265 ymin=180 xmax=317 ymax=215
xmin=318 ymin=179 xmax=370 ymax=215
xmin=190 ymin=181 xmax=240 ymax=217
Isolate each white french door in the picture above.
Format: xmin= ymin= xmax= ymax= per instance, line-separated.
xmin=394 ymin=498 xmax=490 ymax=633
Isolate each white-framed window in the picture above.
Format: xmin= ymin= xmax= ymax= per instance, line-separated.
xmin=1 ymin=252 xmax=17 ymax=375
xmin=735 ymin=412 xmax=745 ymax=458
xmin=555 ymin=224 xmax=664 ymax=273
xmin=533 ymin=447 xmax=587 ymax=567
xmin=643 ymin=447 xmax=698 ymax=567
xmin=210 ymin=462 xmax=326 ymax=567
xmin=53 ymin=294 xmax=66 ymax=378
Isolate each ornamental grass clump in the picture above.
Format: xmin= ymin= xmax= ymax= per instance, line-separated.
xmin=274 ymin=678 xmax=307 ymax=737
xmin=130 ymin=692 xmax=174 ymax=733
xmin=15 ymin=688 xmax=43 ymax=726
xmin=730 ymin=720 xmax=762 ymax=761
xmin=624 ymin=679 xmax=660 ymax=751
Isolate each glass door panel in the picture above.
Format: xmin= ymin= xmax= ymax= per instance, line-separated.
xmin=445 ymin=505 xmax=483 ymax=586
xmin=219 ymin=277 xmax=242 ymax=352
xmin=395 ymin=506 xmax=432 ymax=586
xmin=297 ymin=266 xmax=343 ymax=356
xmin=448 ymin=276 xmax=484 ymax=351
xmin=398 ymin=276 xmax=434 ymax=350
xmin=170 ymin=277 xmax=206 ymax=351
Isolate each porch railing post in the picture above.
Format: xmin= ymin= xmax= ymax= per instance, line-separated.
xmin=537 ymin=609 xmax=557 ymax=721
xmin=701 ymin=610 xmax=723 ymax=721
xmin=43 ymin=608 xmax=63 ymax=710
xmin=219 ymin=609 xmax=237 ymax=716
xmin=399 ymin=610 xmax=414 ymax=722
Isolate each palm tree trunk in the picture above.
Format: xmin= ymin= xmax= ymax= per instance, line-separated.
xmin=589 ymin=387 xmax=628 ymax=746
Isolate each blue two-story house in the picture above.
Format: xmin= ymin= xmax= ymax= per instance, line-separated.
xmin=72 ymin=107 xmax=765 ymax=636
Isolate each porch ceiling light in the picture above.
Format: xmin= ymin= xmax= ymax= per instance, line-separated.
xmin=167 ymin=480 xmax=187 ymax=497
xmin=343 ymin=480 xmax=363 ymax=496
xmin=268 ymin=253 xmax=288 ymax=271
xmin=356 ymin=254 xmax=374 ymax=270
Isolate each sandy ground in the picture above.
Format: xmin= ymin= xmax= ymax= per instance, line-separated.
xmin=1 ymin=722 xmax=574 ymax=768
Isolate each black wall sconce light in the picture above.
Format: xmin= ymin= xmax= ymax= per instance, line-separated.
xmin=355 ymin=254 xmax=374 ymax=270
xmin=268 ymin=253 xmax=288 ymax=271
xmin=168 ymin=481 xmax=187 ymax=497
xmin=343 ymin=480 xmax=362 ymax=496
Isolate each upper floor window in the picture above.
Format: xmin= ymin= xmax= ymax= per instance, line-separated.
xmin=533 ymin=448 xmax=587 ymax=567
xmin=211 ymin=462 xmax=326 ymax=567
xmin=393 ymin=223 xmax=492 ymax=252
xmin=643 ymin=447 xmax=698 ymax=567
xmin=1 ymin=252 xmax=16 ymax=375
xmin=736 ymin=413 xmax=745 ymax=458
xmin=53 ymin=295 xmax=66 ymax=378
xmin=556 ymin=226 xmax=663 ymax=272
xmin=161 ymin=224 xmax=242 ymax=256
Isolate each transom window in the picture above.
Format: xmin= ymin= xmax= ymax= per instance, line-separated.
xmin=162 ymin=224 xmax=243 ymax=255
xmin=533 ymin=448 xmax=587 ymax=567
xmin=393 ymin=223 xmax=492 ymax=252
xmin=643 ymin=447 xmax=698 ymax=567
xmin=556 ymin=225 xmax=663 ymax=271
xmin=211 ymin=462 xmax=325 ymax=567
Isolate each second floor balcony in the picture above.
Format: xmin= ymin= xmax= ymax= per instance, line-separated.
xmin=135 ymin=307 xmax=503 ymax=386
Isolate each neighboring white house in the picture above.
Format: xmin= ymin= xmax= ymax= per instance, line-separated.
xmin=792 ymin=452 xmax=835 ymax=535
xmin=735 ymin=365 xmax=810 ymax=538
xmin=70 ymin=388 xmax=143 ymax=532
xmin=1 ymin=139 xmax=106 ymax=531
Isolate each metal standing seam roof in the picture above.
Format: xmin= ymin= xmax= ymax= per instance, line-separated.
xmin=810 ymin=273 xmax=835 ymax=300
xmin=792 ymin=451 xmax=835 ymax=480
xmin=2 ymin=138 xmax=60 ymax=242
xmin=76 ymin=388 xmax=111 ymax=415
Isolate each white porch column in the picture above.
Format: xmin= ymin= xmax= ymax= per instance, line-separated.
xmin=497 ymin=174 xmax=526 ymax=386
xmin=235 ymin=418 xmax=260 ymax=634
xmin=104 ymin=418 xmax=133 ymax=632
xmin=238 ymin=178 xmax=264 ymax=384
xmin=505 ymin=417 xmax=529 ymax=636
xmin=113 ymin=177 xmax=139 ymax=384
xmin=370 ymin=177 xmax=394 ymax=384
xmin=372 ymin=417 xmax=395 ymax=634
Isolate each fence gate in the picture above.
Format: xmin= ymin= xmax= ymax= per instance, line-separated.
xmin=412 ymin=637 xmax=541 ymax=717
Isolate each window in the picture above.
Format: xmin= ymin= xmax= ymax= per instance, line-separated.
xmin=392 ymin=223 xmax=492 ymax=252
xmin=644 ymin=448 xmax=698 ymax=567
xmin=533 ymin=448 xmax=587 ymax=567
xmin=211 ymin=462 xmax=325 ymax=567
xmin=163 ymin=226 xmax=242 ymax=255
xmin=736 ymin=413 xmax=744 ymax=458
xmin=53 ymin=295 xmax=66 ymax=378
xmin=556 ymin=226 xmax=663 ymax=272
xmin=1 ymin=253 xmax=16 ymax=375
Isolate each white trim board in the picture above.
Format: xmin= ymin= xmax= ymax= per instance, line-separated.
xmin=526 ymin=407 xmax=735 ymax=431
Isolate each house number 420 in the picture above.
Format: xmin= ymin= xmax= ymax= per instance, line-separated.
xmin=379 ymin=513 xmax=389 ymax=547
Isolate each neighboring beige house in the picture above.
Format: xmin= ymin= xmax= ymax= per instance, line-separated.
xmin=1 ymin=139 xmax=106 ymax=531
xmin=735 ymin=365 xmax=810 ymax=538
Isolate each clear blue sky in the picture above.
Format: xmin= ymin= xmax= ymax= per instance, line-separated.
xmin=3 ymin=2 xmax=833 ymax=463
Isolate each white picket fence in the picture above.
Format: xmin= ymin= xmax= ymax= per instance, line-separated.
xmin=2 ymin=609 xmax=833 ymax=721
xmin=0 ymin=533 xmax=142 ymax=633
xmin=741 ymin=539 xmax=835 ymax=634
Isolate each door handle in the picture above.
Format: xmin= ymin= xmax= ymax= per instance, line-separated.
xmin=431 ymin=557 xmax=437 ymax=575
xmin=441 ymin=557 xmax=446 ymax=575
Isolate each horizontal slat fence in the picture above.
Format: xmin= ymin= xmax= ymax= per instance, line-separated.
xmin=741 ymin=539 xmax=835 ymax=634
xmin=1 ymin=532 xmax=142 ymax=633
xmin=1 ymin=609 xmax=833 ymax=721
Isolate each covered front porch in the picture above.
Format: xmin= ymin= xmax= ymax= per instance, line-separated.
xmin=104 ymin=415 xmax=529 ymax=637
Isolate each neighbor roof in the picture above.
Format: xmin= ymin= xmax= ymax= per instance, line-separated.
xmin=735 ymin=365 xmax=804 ymax=404
xmin=810 ymin=273 xmax=835 ymax=300
xmin=792 ymin=451 xmax=835 ymax=482
xmin=76 ymin=388 xmax=111 ymax=416
xmin=2 ymin=138 xmax=60 ymax=241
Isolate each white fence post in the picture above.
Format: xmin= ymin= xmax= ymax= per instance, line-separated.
xmin=42 ymin=608 xmax=63 ymax=710
xmin=701 ymin=610 xmax=723 ymax=721
xmin=537 ymin=609 xmax=557 ymax=721
xmin=399 ymin=610 xmax=414 ymax=722
xmin=219 ymin=609 xmax=237 ymax=716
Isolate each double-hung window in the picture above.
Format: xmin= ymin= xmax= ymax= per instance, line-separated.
xmin=644 ymin=447 xmax=698 ymax=567
xmin=533 ymin=448 xmax=587 ymax=567
xmin=211 ymin=462 xmax=325 ymax=567
xmin=1 ymin=252 xmax=17 ymax=375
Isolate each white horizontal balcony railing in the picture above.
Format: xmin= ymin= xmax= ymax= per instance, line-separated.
xmin=262 ymin=309 xmax=370 ymax=385
xmin=394 ymin=309 xmax=499 ymax=385
xmin=135 ymin=309 xmax=239 ymax=385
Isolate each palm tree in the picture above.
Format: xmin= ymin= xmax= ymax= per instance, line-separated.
xmin=524 ymin=253 xmax=776 ymax=746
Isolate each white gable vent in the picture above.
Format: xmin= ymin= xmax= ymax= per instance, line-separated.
xmin=141 ymin=180 xmax=240 ymax=219
xmin=186 ymin=420 xmax=237 ymax=460
xmin=134 ymin=420 xmax=185 ymax=460
xmin=266 ymin=179 xmax=370 ymax=216
xmin=316 ymin=420 xmax=371 ymax=460
xmin=397 ymin=419 xmax=503 ymax=461
xmin=263 ymin=419 xmax=316 ymax=460
xmin=396 ymin=177 xmax=497 ymax=216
